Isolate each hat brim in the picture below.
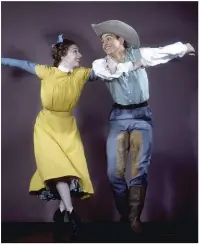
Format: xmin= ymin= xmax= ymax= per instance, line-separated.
xmin=91 ymin=20 xmax=140 ymax=48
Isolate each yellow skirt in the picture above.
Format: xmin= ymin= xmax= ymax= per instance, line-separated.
xmin=29 ymin=109 xmax=94 ymax=200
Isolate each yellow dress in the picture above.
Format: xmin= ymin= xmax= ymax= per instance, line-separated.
xmin=29 ymin=65 xmax=94 ymax=200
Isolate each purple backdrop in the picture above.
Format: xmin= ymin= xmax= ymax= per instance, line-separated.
xmin=1 ymin=2 xmax=198 ymax=222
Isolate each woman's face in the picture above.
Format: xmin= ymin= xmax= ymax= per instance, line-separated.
xmin=61 ymin=44 xmax=82 ymax=69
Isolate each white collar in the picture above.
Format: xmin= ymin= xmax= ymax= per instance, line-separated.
xmin=58 ymin=65 xmax=73 ymax=73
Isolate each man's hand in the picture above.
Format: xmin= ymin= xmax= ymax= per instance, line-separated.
xmin=185 ymin=43 xmax=195 ymax=55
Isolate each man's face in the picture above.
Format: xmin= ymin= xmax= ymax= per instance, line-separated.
xmin=101 ymin=34 xmax=124 ymax=55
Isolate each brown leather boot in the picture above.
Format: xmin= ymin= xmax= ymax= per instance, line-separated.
xmin=129 ymin=185 xmax=147 ymax=233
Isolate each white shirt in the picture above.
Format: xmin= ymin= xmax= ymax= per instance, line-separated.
xmin=93 ymin=42 xmax=188 ymax=80
xmin=92 ymin=42 xmax=188 ymax=105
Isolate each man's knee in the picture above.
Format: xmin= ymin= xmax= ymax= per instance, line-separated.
xmin=107 ymin=167 xmax=117 ymax=183
xmin=130 ymin=173 xmax=148 ymax=186
xmin=107 ymin=168 xmax=128 ymax=195
xmin=107 ymin=131 xmax=129 ymax=178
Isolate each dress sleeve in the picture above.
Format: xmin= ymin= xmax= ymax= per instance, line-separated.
xmin=75 ymin=67 xmax=92 ymax=88
xmin=35 ymin=64 xmax=54 ymax=80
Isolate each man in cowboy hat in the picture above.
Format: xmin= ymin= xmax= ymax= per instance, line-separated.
xmin=91 ymin=20 xmax=195 ymax=233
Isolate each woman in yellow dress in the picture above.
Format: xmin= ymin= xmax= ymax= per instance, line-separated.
xmin=1 ymin=34 xmax=96 ymax=235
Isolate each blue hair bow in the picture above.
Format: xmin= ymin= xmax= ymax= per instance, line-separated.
xmin=52 ymin=33 xmax=63 ymax=47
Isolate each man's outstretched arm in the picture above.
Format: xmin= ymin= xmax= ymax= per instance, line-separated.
xmin=139 ymin=42 xmax=195 ymax=67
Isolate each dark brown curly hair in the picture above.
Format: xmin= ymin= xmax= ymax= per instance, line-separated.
xmin=52 ymin=39 xmax=76 ymax=67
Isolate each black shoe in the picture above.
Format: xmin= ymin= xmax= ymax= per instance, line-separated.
xmin=53 ymin=209 xmax=69 ymax=242
xmin=53 ymin=209 xmax=66 ymax=223
xmin=67 ymin=209 xmax=81 ymax=235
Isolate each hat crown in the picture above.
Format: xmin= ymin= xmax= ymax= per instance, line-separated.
xmin=91 ymin=20 xmax=140 ymax=48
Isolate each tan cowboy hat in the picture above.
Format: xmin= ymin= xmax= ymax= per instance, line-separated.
xmin=91 ymin=20 xmax=140 ymax=48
